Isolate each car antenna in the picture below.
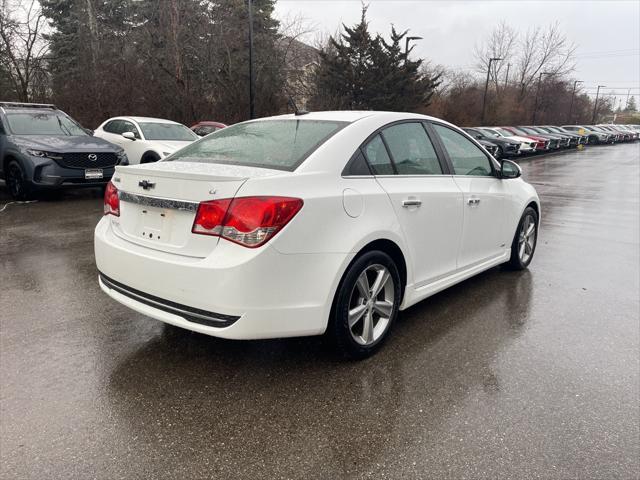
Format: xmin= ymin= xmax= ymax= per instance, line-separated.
xmin=285 ymin=88 xmax=309 ymax=116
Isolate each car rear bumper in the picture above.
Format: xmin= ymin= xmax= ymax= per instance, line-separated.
xmin=94 ymin=217 xmax=351 ymax=339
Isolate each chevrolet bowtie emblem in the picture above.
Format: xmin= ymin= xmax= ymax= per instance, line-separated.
xmin=138 ymin=180 xmax=155 ymax=190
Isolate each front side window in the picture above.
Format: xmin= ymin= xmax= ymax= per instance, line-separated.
xmin=168 ymin=120 xmax=347 ymax=171
xmin=5 ymin=112 xmax=87 ymax=136
xmin=103 ymin=120 xmax=122 ymax=134
xmin=139 ymin=122 xmax=198 ymax=141
xmin=381 ymin=123 xmax=443 ymax=175
xmin=363 ymin=134 xmax=394 ymax=175
xmin=121 ymin=121 xmax=141 ymax=139
xmin=433 ymin=124 xmax=493 ymax=176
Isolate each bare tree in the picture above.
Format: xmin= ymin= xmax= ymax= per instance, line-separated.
xmin=0 ymin=0 xmax=49 ymax=101
xmin=277 ymin=13 xmax=318 ymax=109
xmin=474 ymin=21 xmax=517 ymax=89
xmin=515 ymin=22 xmax=576 ymax=96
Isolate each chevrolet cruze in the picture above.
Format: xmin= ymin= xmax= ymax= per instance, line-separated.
xmin=95 ymin=111 xmax=540 ymax=358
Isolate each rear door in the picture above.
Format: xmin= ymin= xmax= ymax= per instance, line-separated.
xmin=430 ymin=123 xmax=507 ymax=269
xmin=365 ymin=122 xmax=463 ymax=287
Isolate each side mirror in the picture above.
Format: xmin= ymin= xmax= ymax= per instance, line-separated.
xmin=122 ymin=131 xmax=136 ymax=141
xmin=500 ymin=159 xmax=521 ymax=179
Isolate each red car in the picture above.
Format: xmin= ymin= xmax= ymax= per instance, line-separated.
xmin=500 ymin=126 xmax=550 ymax=151
xmin=190 ymin=121 xmax=227 ymax=137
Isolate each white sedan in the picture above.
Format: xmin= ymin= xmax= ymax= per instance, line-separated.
xmin=94 ymin=116 xmax=198 ymax=164
xmin=95 ymin=111 xmax=540 ymax=358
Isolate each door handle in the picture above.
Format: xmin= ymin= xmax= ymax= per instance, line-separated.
xmin=467 ymin=198 xmax=481 ymax=206
xmin=402 ymin=199 xmax=422 ymax=207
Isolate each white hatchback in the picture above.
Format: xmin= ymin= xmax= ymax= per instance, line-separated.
xmin=94 ymin=116 xmax=198 ymax=164
xmin=95 ymin=111 xmax=540 ymax=357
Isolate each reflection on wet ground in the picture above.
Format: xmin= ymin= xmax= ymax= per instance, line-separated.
xmin=1 ymin=144 xmax=638 ymax=478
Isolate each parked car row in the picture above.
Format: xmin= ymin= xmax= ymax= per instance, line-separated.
xmin=464 ymin=124 xmax=639 ymax=159
xmin=1 ymin=101 xmax=638 ymax=201
xmin=0 ymin=102 xmax=225 ymax=199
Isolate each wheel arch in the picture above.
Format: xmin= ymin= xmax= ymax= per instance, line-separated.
xmin=355 ymin=239 xmax=408 ymax=298
xmin=2 ymin=152 xmax=24 ymax=177
xmin=140 ymin=150 xmax=161 ymax=164
xmin=325 ymin=237 xmax=409 ymax=336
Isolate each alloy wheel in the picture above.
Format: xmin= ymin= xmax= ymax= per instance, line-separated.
xmin=518 ymin=213 xmax=537 ymax=264
xmin=347 ymin=264 xmax=395 ymax=346
xmin=7 ymin=163 xmax=24 ymax=198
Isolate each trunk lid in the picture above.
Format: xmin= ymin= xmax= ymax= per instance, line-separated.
xmin=110 ymin=162 xmax=281 ymax=257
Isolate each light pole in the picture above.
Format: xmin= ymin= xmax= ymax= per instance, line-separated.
xmin=532 ymin=71 xmax=552 ymax=124
xmin=404 ymin=36 xmax=423 ymax=60
xmin=481 ymin=57 xmax=502 ymax=125
xmin=248 ymin=0 xmax=256 ymax=119
xmin=567 ymin=80 xmax=582 ymax=123
xmin=591 ymin=85 xmax=606 ymax=124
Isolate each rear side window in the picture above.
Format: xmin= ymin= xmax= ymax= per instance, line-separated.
xmin=433 ymin=124 xmax=493 ymax=176
xmin=363 ymin=134 xmax=394 ymax=175
xmin=381 ymin=123 xmax=443 ymax=175
xmin=168 ymin=120 xmax=347 ymax=171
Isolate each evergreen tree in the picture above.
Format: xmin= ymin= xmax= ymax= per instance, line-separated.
xmin=625 ymin=95 xmax=637 ymax=113
xmin=310 ymin=5 xmax=440 ymax=111
xmin=40 ymin=0 xmax=286 ymax=125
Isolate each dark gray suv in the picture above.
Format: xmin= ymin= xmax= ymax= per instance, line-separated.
xmin=0 ymin=102 xmax=128 ymax=199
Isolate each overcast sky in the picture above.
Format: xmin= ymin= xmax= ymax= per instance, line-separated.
xmin=275 ymin=0 xmax=640 ymax=106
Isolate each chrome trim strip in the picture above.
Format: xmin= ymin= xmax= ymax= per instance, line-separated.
xmin=118 ymin=191 xmax=199 ymax=212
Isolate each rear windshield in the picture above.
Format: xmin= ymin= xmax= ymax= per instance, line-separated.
xmin=139 ymin=122 xmax=197 ymax=141
xmin=5 ymin=112 xmax=87 ymax=136
xmin=167 ymin=119 xmax=348 ymax=171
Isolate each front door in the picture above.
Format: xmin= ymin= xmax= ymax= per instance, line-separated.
xmin=430 ymin=123 xmax=506 ymax=269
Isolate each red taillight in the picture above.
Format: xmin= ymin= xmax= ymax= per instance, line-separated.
xmin=192 ymin=196 xmax=303 ymax=248
xmin=104 ymin=181 xmax=120 ymax=216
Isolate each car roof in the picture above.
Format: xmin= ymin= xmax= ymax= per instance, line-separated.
xmin=254 ymin=110 xmax=444 ymax=124
xmin=108 ymin=116 xmax=181 ymax=124
xmin=194 ymin=121 xmax=227 ymax=126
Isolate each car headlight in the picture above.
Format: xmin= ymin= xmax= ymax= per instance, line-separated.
xmin=26 ymin=148 xmax=46 ymax=157
xmin=25 ymin=149 xmax=62 ymax=160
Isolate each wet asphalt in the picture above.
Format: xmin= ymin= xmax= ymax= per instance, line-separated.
xmin=1 ymin=143 xmax=639 ymax=479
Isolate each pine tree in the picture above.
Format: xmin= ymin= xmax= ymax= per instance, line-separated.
xmin=311 ymin=5 xmax=440 ymax=111
xmin=625 ymin=96 xmax=637 ymax=113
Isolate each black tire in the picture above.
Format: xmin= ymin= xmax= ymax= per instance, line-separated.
xmin=5 ymin=160 xmax=32 ymax=200
xmin=329 ymin=250 xmax=402 ymax=359
xmin=507 ymin=206 xmax=538 ymax=270
xmin=495 ymin=146 xmax=503 ymax=160
xmin=141 ymin=152 xmax=161 ymax=164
